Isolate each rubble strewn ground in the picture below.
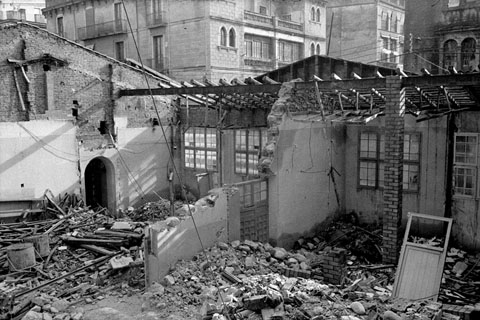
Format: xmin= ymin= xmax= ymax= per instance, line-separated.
xmin=0 ymin=198 xmax=479 ymax=320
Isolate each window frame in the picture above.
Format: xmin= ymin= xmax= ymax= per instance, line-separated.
xmin=57 ymin=16 xmax=64 ymax=37
xmin=228 ymin=28 xmax=236 ymax=47
xmin=453 ymin=133 xmax=478 ymax=198
xmin=115 ymin=41 xmax=125 ymax=61
xmin=358 ymin=130 xmax=421 ymax=192
xmin=244 ymin=34 xmax=270 ymax=60
xmin=234 ymin=128 xmax=267 ymax=177
xmin=220 ymin=26 xmax=227 ymax=46
xmin=184 ymin=127 xmax=218 ymax=172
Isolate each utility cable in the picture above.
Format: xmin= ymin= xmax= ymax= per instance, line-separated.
xmin=120 ymin=1 xmax=230 ymax=317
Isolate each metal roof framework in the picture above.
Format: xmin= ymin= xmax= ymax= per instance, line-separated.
xmin=119 ymin=72 xmax=480 ymax=124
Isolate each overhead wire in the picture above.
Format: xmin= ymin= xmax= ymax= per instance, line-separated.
xmin=119 ymin=1 xmax=230 ymax=317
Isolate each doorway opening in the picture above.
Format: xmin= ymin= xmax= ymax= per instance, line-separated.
xmin=85 ymin=157 xmax=115 ymax=212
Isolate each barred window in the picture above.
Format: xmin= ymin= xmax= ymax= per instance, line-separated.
xmin=184 ymin=128 xmax=218 ymax=171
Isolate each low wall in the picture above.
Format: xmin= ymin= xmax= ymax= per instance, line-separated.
xmin=144 ymin=188 xmax=229 ymax=286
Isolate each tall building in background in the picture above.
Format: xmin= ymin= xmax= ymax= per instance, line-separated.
xmin=42 ymin=0 xmax=327 ymax=82
xmin=404 ymin=0 xmax=479 ymax=74
xmin=326 ymin=0 xmax=405 ymax=69
xmin=0 ymin=0 xmax=45 ymax=26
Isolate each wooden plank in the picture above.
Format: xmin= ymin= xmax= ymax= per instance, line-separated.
xmin=119 ymin=83 xmax=282 ymax=96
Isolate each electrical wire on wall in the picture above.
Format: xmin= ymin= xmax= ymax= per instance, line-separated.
xmin=119 ymin=1 xmax=230 ymax=317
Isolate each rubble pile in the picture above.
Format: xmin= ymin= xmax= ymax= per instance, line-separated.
xmin=125 ymin=198 xmax=185 ymax=222
xmin=293 ymin=219 xmax=383 ymax=265
xmin=142 ymin=240 xmax=446 ymax=320
xmin=440 ymin=248 xmax=480 ymax=305
xmin=0 ymin=202 xmax=146 ymax=320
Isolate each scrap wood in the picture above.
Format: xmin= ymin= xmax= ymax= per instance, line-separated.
xmin=44 ymin=189 xmax=67 ymax=217
xmin=79 ymin=244 xmax=116 ymax=256
xmin=94 ymin=229 xmax=143 ymax=239
xmin=62 ymin=236 xmax=125 ymax=246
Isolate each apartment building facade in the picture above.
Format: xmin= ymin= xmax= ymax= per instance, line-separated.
xmin=42 ymin=0 xmax=327 ymax=82
xmin=326 ymin=0 xmax=405 ymax=68
xmin=404 ymin=0 xmax=480 ymax=74
xmin=0 ymin=0 xmax=45 ymax=25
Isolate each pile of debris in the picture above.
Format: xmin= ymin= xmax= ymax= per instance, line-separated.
xmin=440 ymin=247 xmax=480 ymax=305
xmin=142 ymin=240 xmax=451 ymax=320
xmin=0 ymin=200 xmax=146 ymax=320
xmin=293 ymin=217 xmax=383 ymax=265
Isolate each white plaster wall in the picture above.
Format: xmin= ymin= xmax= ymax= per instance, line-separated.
xmin=269 ymin=115 xmax=346 ymax=247
xmin=79 ymin=124 xmax=174 ymax=213
xmin=0 ymin=120 xmax=79 ymax=200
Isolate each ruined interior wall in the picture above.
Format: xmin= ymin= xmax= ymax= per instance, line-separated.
xmin=344 ymin=116 xmax=447 ymax=225
xmin=451 ymin=112 xmax=480 ymax=250
xmin=145 ymin=189 xmax=228 ymax=285
xmin=0 ymin=120 xmax=80 ymax=200
xmin=269 ymin=117 xmax=346 ymax=248
xmin=260 ymin=81 xmax=346 ymax=248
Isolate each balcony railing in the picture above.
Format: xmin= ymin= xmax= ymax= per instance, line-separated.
xmin=244 ymin=11 xmax=304 ymax=32
xmin=77 ymin=19 xmax=127 ymax=40
xmin=146 ymin=10 xmax=166 ymax=27
xmin=244 ymin=11 xmax=273 ymax=26
xmin=277 ymin=19 xmax=303 ymax=32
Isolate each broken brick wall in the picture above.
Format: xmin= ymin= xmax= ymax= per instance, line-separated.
xmin=0 ymin=23 xmax=176 ymax=211
xmin=260 ymin=81 xmax=346 ymax=248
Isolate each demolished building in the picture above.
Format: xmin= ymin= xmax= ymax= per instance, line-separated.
xmin=0 ymin=22 xmax=177 ymax=216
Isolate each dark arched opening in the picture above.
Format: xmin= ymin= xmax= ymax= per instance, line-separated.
xmin=85 ymin=157 xmax=111 ymax=210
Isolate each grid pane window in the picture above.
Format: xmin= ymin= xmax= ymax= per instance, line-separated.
xmin=454 ymin=167 xmax=476 ymax=196
xmin=235 ymin=129 xmax=267 ymax=176
xmin=454 ymin=134 xmax=477 ymax=165
xmin=453 ymin=133 xmax=478 ymax=197
xmin=359 ymin=131 xmax=420 ymax=191
xmin=359 ymin=161 xmax=376 ymax=187
xmin=184 ymin=127 xmax=218 ymax=171
xmin=403 ymin=164 xmax=419 ymax=191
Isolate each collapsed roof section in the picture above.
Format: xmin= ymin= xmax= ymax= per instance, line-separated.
xmin=120 ymin=55 xmax=480 ymax=124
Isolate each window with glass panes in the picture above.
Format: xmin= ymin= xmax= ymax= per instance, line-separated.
xmin=244 ymin=34 xmax=270 ymax=59
xmin=235 ymin=129 xmax=267 ymax=176
xmin=184 ymin=128 xmax=217 ymax=171
xmin=358 ymin=131 xmax=420 ymax=191
xmin=453 ymin=133 xmax=477 ymax=197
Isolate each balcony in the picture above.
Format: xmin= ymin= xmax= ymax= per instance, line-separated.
xmin=146 ymin=10 xmax=166 ymax=27
xmin=77 ymin=19 xmax=127 ymax=41
xmin=244 ymin=11 xmax=304 ymax=33
xmin=244 ymin=11 xmax=274 ymax=26
xmin=277 ymin=18 xmax=303 ymax=32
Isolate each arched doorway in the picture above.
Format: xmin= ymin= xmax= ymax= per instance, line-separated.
xmin=85 ymin=157 xmax=115 ymax=211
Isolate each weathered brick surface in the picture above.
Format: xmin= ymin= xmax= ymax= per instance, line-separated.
xmin=382 ymin=76 xmax=405 ymax=264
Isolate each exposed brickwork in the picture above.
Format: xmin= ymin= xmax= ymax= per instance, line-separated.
xmin=382 ymin=76 xmax=405 ymax=264
xmin=0 ymin=23 xmax=175 ymax=209
xmin=311 ymin=247 xmax=346 ymax=285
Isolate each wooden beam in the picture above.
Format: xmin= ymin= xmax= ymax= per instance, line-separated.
xmin=119 ymin=83 xmax=282 ymax=97
xmin=402 ymin=73 xmax=480 ymax=88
